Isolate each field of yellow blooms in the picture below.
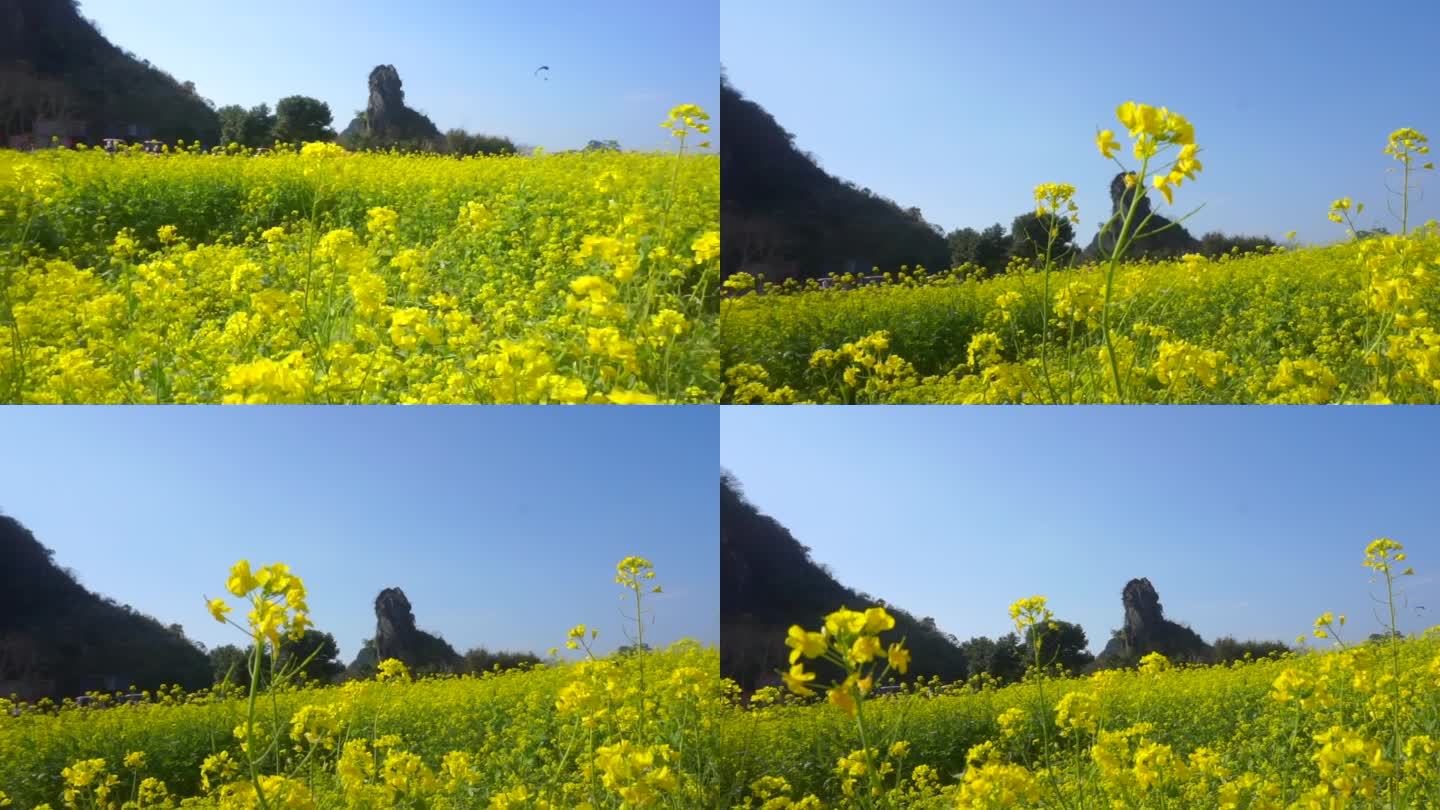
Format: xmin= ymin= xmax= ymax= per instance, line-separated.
xmin=0 ymin=105 xmax=718 ymax=403
xmin=719 ymin=539 xmax=1439 ymax=808
xmin=0 ymin=558 xmax=722 ymax=809
xmin=721 ymin=112 xmax=1437 ymax=404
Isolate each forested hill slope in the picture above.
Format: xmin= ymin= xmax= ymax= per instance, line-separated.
xmin=1 ymin=0 xmax=220 ymax=143
xmin=0 ymin=513 xmax=211 ymax=699
xmin=720 ymin=473 xmax=967 ymax=690
xmin=720 ymin=76 xmax=950 ymax=282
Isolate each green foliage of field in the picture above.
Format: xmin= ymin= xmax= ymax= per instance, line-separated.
xmin=2 ymin=142 xmax=719 ymax=403
xmin=721 ymin=229 xmax=1440 ymax=404
xmin=718 ymin=634 xmax=1440 ymax=807
xmin=0 ymin=643 xmax=720 ymax=808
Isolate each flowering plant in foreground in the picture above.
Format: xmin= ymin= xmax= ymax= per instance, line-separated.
xmin=722 ymin=537 xmax=1439 ymax=807
xmin=0 ymin=557 xmax=720 ymax=808
xmin=779 ymin=606 xmax=911 ymax=807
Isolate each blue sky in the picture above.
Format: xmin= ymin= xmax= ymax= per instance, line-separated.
xmin=721 ymin=407 xmax=1439 ymax=652
xmin=77 ymin=0 xmax=719 ymax=152
xmin=721 ymin=0 xmax=1440 ymax=246
xmin=0 ymin=407 xmax=718 ymax=662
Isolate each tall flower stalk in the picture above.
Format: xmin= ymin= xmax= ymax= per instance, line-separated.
xmin=1090 ymin=101 xmax=1206 ymax=401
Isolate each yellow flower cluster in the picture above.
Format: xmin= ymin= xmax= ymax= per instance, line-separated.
xmin=1032 ymin=182 xmax=1079 ymax=224
xmin=1105 ymin=100 xmax=1202 ymax=205
xmin=1384 ymin=127 xmax=1432 ymax=167
xmin=782 ymin=606 xmax=910 ymax=717
xmin=721 ymin=537 xmax=1440 ymax=807
xmin=207 ymin=560 xmax=310 ymax=649
xmin=804 ymin=330 xmax=917 ymax=403
xmin=0 ymin=107 xmax=718 ymax=403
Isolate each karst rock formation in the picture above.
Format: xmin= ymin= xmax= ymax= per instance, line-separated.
xmin=1083 ymin=172 xmax=1202 ymax=261
xmin=349 ymin=586 xmax=461 ymax=675
xmin=1097 ymin=577 xmax=1212 ymax=665
xmin=342 ymin=65 xmax=441 ymax=147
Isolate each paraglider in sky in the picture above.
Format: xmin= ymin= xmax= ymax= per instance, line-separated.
xmin=534 ymin=65 xmax=550 ymax=81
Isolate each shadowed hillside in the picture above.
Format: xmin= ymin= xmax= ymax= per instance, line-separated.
xmin=0 ymin=0 xmax=220 ymax=144
xmin=720 ymin=472 xmax=967 ymax=690
xmin=720 ymin=74 xmax=950 ymax=283
xmin=0 ymin=513 xmax=212 ymax=699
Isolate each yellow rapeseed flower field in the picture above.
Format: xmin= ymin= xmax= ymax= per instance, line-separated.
xmin=717 ymin=539 xmax=1438 ymax=808
xmin=721 ymin=108 xmax=1437 ymax=404
xmin=0 ymin=557 xmax=721 ymax=809
xmin=0 ymin=105 xmax=718 ymax=403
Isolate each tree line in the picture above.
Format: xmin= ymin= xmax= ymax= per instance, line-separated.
xmin=945 ymin=215 xmax=1279 ymax=278
xmin=214 ymin=97 xmax=519 ymax=156
xmin=206 ymin=630 xmax=541 ymax=689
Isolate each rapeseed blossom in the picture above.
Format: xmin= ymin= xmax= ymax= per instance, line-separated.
xmin=0 ymin=104 xmax=719 ymax=403
xmin=0 ymin=556 xmax=720 ymax=808
xmin=724 ymin=536 xmax=1439 ymax=806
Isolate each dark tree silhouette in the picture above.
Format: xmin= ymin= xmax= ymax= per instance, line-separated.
xmin=0 ymin=513 xmax=211 ymax=699
xmin=273 ymin=95 xmax=335 ymax=143
xmin=720 ymin=75 xmax=950 ymax=282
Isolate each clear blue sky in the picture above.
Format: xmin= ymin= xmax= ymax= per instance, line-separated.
xmin=0 ymin=407 xmax=718 ymax=662
xmin=722 ymin=407 xmax=1439 ymax=652
xmin=78 ymin=0 xmax=719 ymax=152
xmin=721 ymin=0 xmax=1440 ymax=246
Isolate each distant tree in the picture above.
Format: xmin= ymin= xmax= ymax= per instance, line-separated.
xmin=1198 ymin=231 xmax=1276 ymax=258
xmin=1009 ymin=212 xmax=1077 ymax=266
xmin=616 ymin=643 xmax=652 ymax=656
xmin=1019 ymin=619 xmax=1094 ymax=675
xmin=208 ymin=630 xmax=342 ymax=686
xmin=242 ymin=103 xmax=276 ymax=147
xmin=973 ymin=224 xmax=1011 ymax=276
xmin=217 ymin=105 xmax=248 ymax=146
xmin=946 ymin=227 xmax=980 ymax=270
xmin=959 ymin=634 xmax=1024 ymax=683
xmin=585 ymin=139 xmax=621 ymax=152
xmin=443 ymin=128 xmax=470 ymax=155
xmin=461 ymin=647 xmax=541 ymax=674
xmin=209 ymin=644 xmax=250 ymax=685
xmin=442 ymin=128 xmax=517 ymax=157
xmin=468 ymin=133 xmax=516 ymax=156
xmin=1210 ymin=636 xmax=1290 ymax=664
xmin=279 ymin=630 xmax=344 ymax=684
xmin=273 ymin=96 xmax=335 ymax=143
xmin=946 ymin=224 xmax=1011 ymax=276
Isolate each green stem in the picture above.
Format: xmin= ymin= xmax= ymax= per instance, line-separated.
xmin=1101 ymin=156 xmax=1151 ymax=404
xmin=1402 ymin=161 xmax=1410 ymax=236
xmin=1385 ymin=568 xmax=1401 ymax=810
xmin=245 ymin=634 xmax=273 ymax=810
xmin=852 ymin=685 xmax=884 ymax=809
xmin=1038 ymin=229 xmax=1059 ymax=403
